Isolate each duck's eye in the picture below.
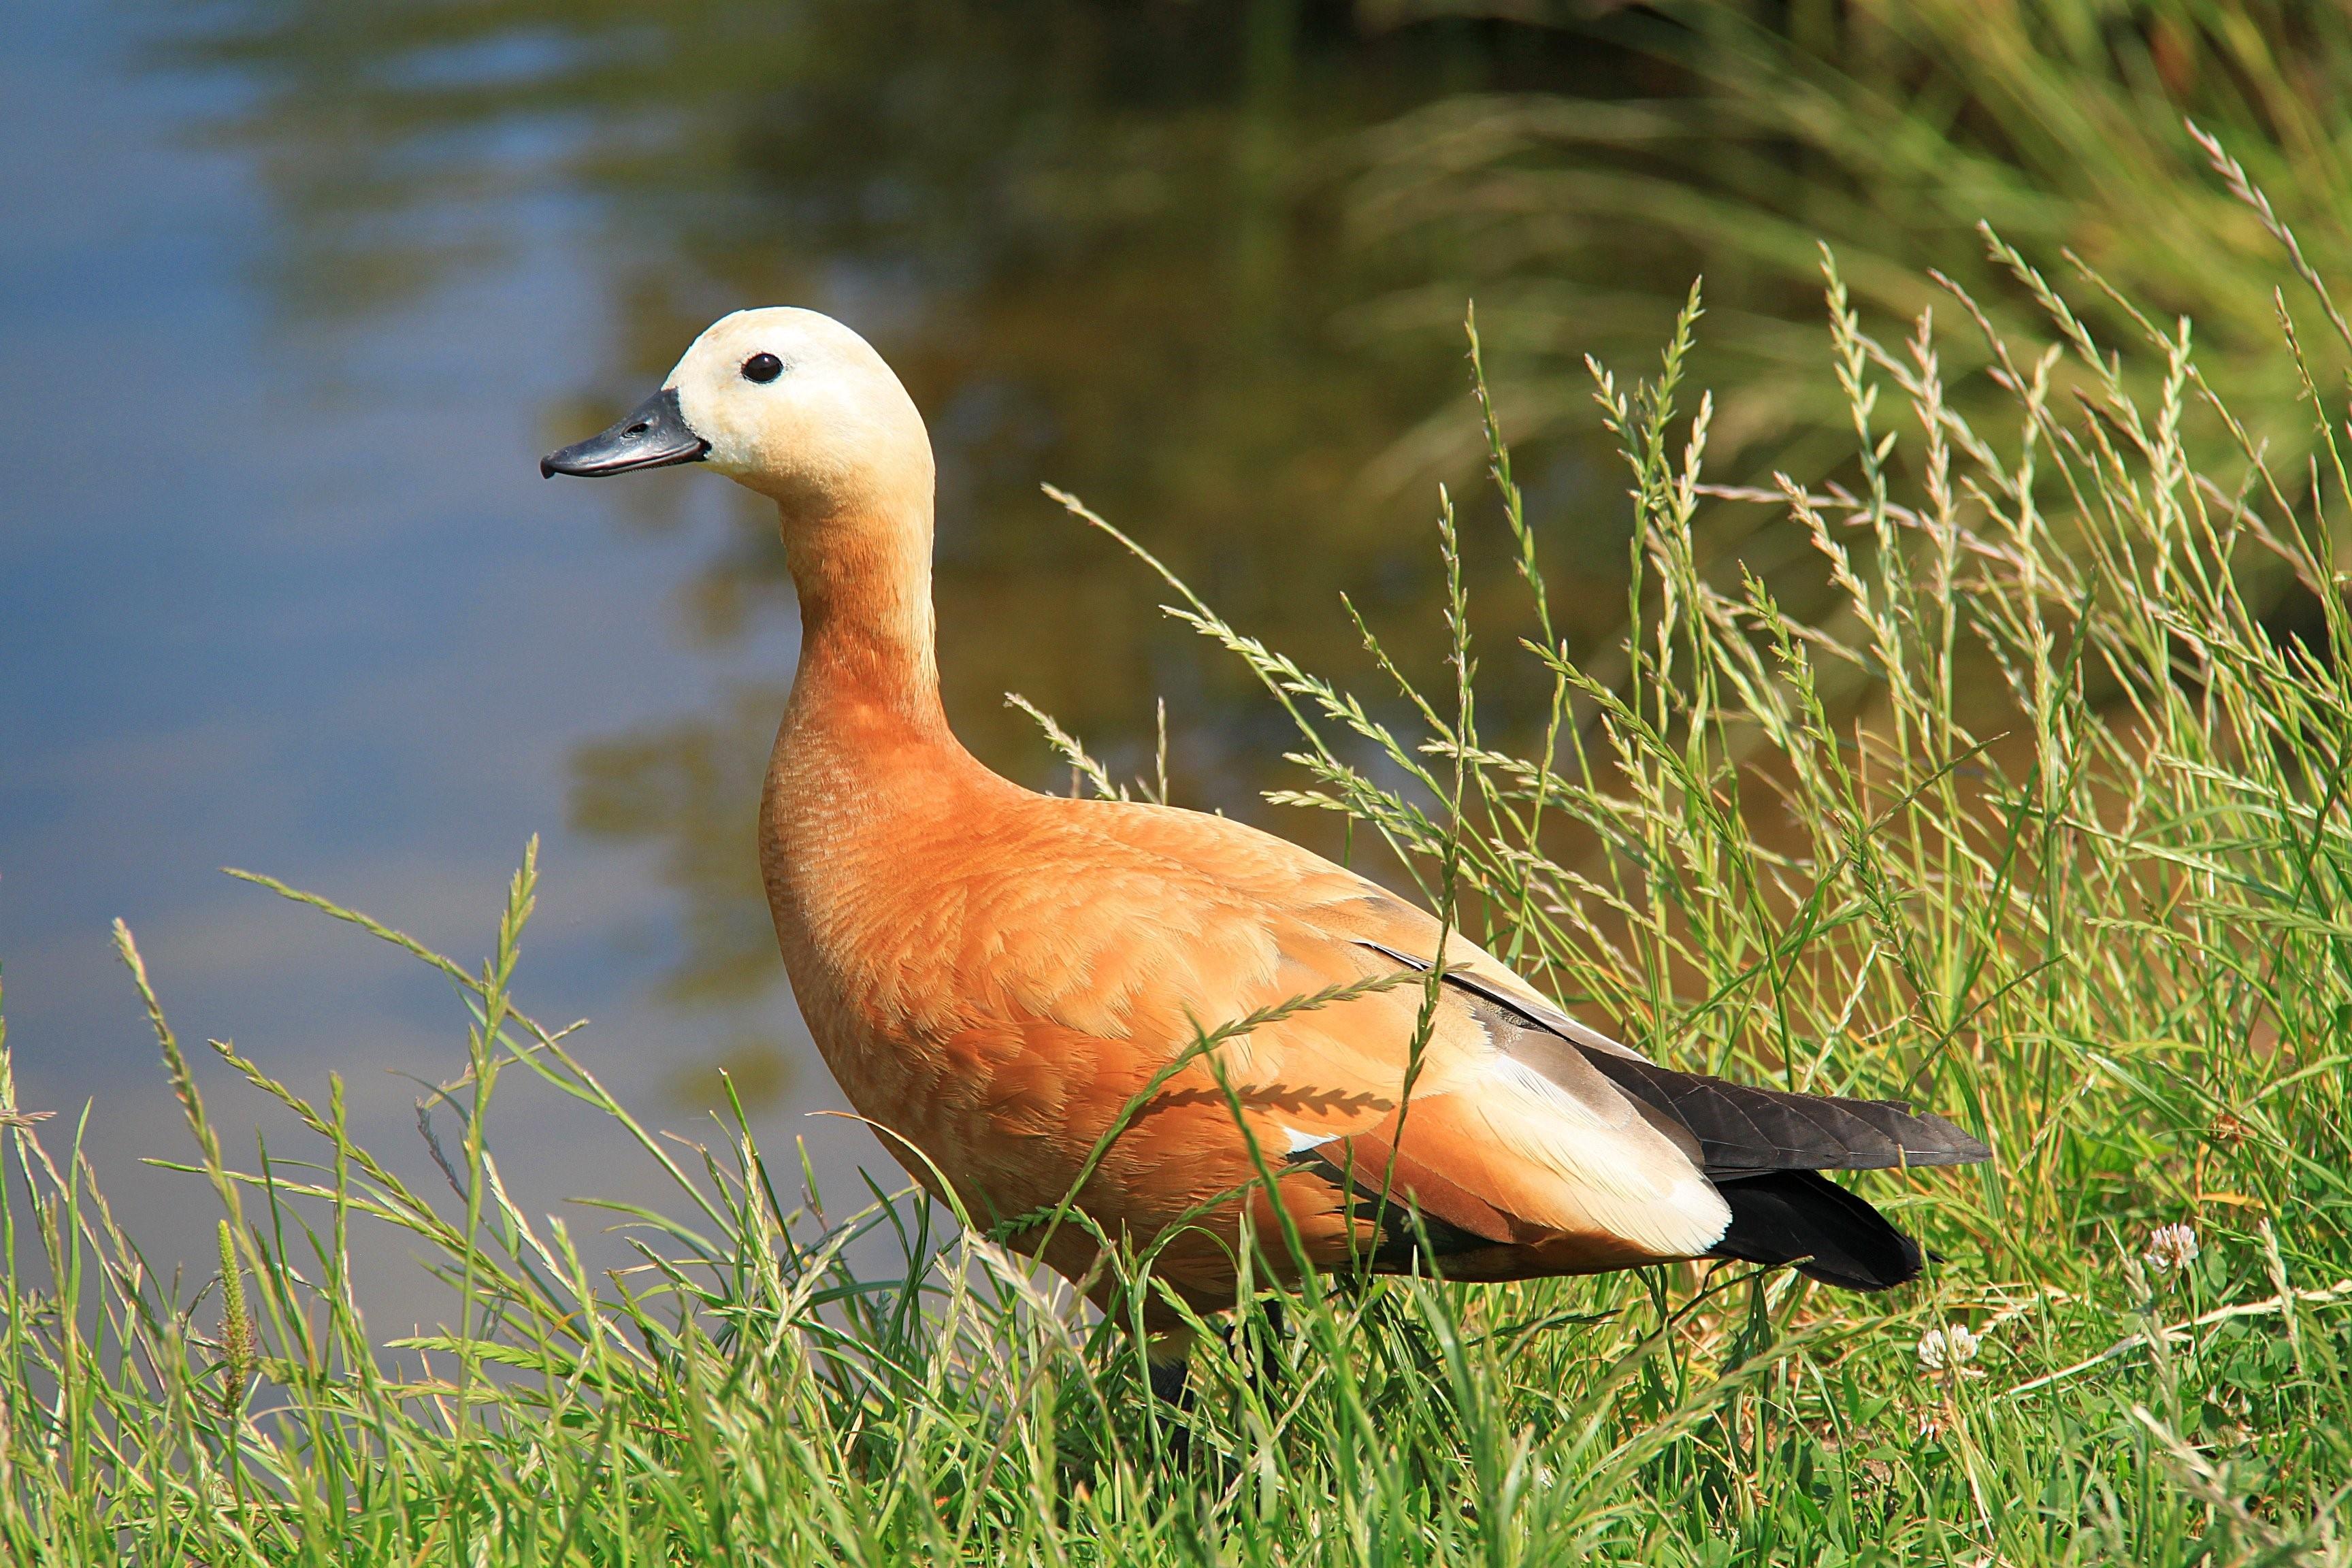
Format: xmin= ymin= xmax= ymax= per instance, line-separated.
xmin=742 ymin=353 xmax=784 ymax=384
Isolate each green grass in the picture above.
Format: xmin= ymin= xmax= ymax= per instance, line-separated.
xmin=12 ymin=208 xmax=2352 ymax=1562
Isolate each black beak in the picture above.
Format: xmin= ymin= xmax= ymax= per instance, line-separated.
xmin=540 ymin=387 xmax=710 ymax=478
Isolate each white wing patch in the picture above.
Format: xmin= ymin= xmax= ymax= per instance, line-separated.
xmin=1470 ymin=1056 xmax=1731 ymax=1257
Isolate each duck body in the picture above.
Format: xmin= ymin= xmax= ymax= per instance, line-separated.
xmin=542 ymin=306 xmax=1993 ymax=1326
xmin=758 ymin=682 xmax=1705 ymax=1306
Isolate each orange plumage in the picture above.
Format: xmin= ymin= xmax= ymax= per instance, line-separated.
xmin=543 ymin=307 xmax=1991 ymax=1347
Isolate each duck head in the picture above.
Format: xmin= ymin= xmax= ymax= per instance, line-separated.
xmin=539 ymin=307 xmax=932 ymax=522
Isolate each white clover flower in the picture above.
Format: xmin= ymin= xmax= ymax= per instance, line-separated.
xmin=2143 ymin=1222 xmax=2200 ymax=1273
xmin=1916 ymin=1323 xmax=1982 ymax=1376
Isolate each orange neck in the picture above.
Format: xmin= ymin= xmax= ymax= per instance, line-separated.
xmin=777 ymin=500 xmax=977 ymax=777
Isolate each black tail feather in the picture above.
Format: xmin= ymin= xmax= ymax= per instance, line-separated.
xmin=1396 ymin=958 xmax=1991 ymax=1292
xmin=1576 ymin=1049 xmax=1992 ymax=1176
xmin=1708 ymin=1169 xmax=1924 ymax=1290
xmin=1571 ymin=1043 xmax=1984 ymax=1292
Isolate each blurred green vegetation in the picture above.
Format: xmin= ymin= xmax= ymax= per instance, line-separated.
xmin=164 ymin=0 xmax=2352 ymax=1032
xmin=1362 ymin=0 xmax=2352 ymax=494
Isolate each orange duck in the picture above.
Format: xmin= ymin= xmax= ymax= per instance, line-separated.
xmin=543 ymin=308 xmax=1991 ymax=1365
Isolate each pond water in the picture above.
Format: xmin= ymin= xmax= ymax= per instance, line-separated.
xmin=1 ymin=0 xmax=1656 ymax=1311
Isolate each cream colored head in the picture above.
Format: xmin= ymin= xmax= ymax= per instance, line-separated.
xmin=668 ymin=308 xmax=932 ymax=514
xmin=542 ymin=307 xmax=934 ymax=526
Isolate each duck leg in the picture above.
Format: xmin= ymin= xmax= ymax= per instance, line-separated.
xmin=1146 ymin=1356 xmax=1193 ymax=1409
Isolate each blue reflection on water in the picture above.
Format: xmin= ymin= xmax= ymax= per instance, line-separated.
xmin=0 ymin=0 xmax=864 ymax=1320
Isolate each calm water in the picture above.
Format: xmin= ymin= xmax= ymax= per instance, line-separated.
xmin=1 ymin=0 xmax=1640 ymax=1309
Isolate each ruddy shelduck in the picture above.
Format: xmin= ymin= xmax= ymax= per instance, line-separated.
xmin=543 ymin=308 xmax=1991 ymax=1367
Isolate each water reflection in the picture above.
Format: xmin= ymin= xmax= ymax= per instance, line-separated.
xmin=166 ymin=0 xmax=1654 ymax=1094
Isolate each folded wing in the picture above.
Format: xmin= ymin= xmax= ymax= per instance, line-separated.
xmin=1253 ymin=924 xmax=1989 ymax=1290
xmin=1043 ymin=803 xmax=1990 ymax=1293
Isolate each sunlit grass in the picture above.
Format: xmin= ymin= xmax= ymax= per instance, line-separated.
xmin=10 ymin=206 xmax=2352 ymax=1561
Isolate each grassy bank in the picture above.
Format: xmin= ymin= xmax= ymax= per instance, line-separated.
xmin=9 ymin=206 xmax=2352 ymax=1561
